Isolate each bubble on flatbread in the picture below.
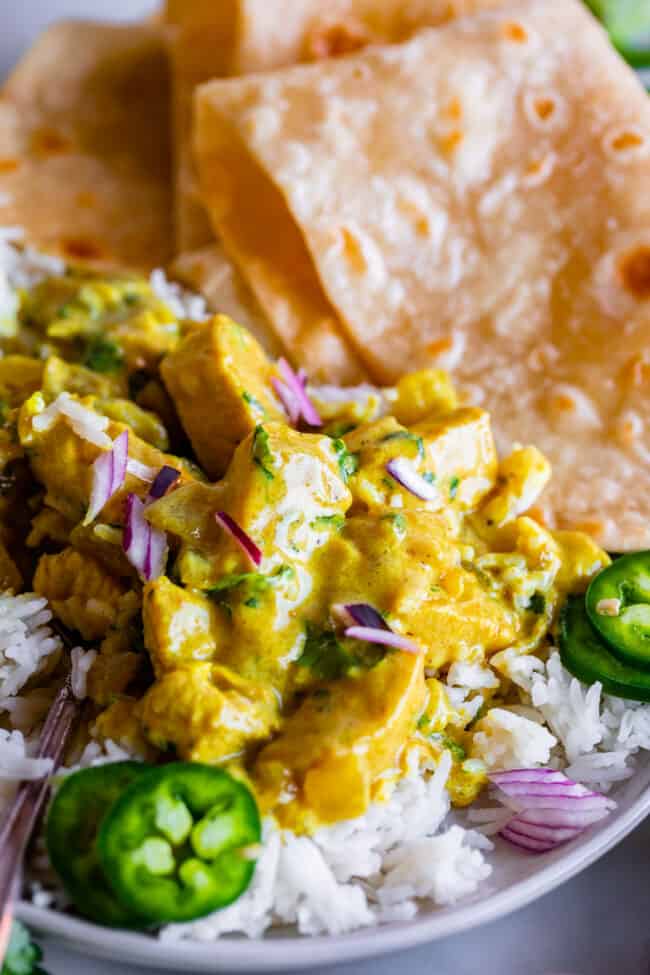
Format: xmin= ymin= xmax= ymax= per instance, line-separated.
xmin=603 ymin=124 xmax=649 ymax=163
xmin=522 ymin=89 xmax=567 ymax=132
xmin=617 ymin=245 xmax=650 ymax=300
xmin=545 ymin=384 xmax=602 ymax=433
xmin=521 ymin=152 xmax=557 ymax=188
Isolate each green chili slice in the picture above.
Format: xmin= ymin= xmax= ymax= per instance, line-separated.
xmin=46 ymin=762 xmax=150 ymax=927
xmin=586 ymin=551 xmax=650 ymax=669
xmin=559 ymin=595 xmax=650 ymax=702
xmin=98 ymin=763 xmax=261 ymax=924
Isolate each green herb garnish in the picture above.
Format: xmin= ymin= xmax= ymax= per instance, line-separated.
xmin=332 ymin=439 xmax=359 ymax=483
xmin=297 ymin=625 xmax=358 ymax=680
xmin=381 ymin=430 xmax=425 ymax=460
xmin=311 ymin=514 xmax=346 ymax=531
xmin=2 ymin=922 xmax=48 ymax=975
xmin=252 ymin=425 xmax=275 ymax=480
xmin=449 ymin=476 xmax=460 ymax=500
xmin=382 ymin=512 xmax=407 ymax=535
xmin=242 ymin=391 xmax=267 ymax=416
xmin=423 ymin=471 xmax=436 ymax=485
xmin=83 ymin=336 xmax=124 ymax=374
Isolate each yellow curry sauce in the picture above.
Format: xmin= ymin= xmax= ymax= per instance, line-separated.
xmin=0 ymin=268 xmax=609 ymax=834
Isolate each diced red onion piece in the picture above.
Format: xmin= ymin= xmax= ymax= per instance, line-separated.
xmin=345 ymin=603 xmax=390 ymax=630
xmin=148 ymin=465 xmax=181 ymax=501
xmin=386 ymin=458 xmax=439 ymax=502
xmin=85 ymin=430 xmax=128 ymax=525
xmin=490 ymin=768 xmax=615 ymax=854
xmin=345 ymin=625 xmax=420 ymax=655
xmin=272 ymin=377 xmax=300 ymax=425
xmin=123 ymin=493 xmax=168 ymax=582
xmin=215 ymin=511 xmax=262 ymax=568
xmin=278 ymin=358 xmax=322 ymax=427
xmin=297 ymin=368 xmax=308 ymax=387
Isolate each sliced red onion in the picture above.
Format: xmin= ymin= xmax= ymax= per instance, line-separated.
xmin=386 ymin=457 xmax=439 ymax=502
xmin=344 ymin=603 xmax=390 ymax=630
xmin=344 ymin=625 xmax=420 ymax=655
xmin=84 ymin=430 xmax=128 ymax=525
xmin=123 ymin=493 xmax=168 ymax=582
xmin=148 ymin=465 xmax=181 ymax=501
xmin=215 ymin=511 xmax=262 ymax=568
xmin=272 ymin=377 xmax=300 ymax=425
xmin=277 ymin=358 xmax=322 ymax=428
xmin=297 ymin=368 xmax=308 ymax=387
xmin=489 ymin=768 xmax=615 ymax=854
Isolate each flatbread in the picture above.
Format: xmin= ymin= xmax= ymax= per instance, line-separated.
xmin=171 ymin=243 xmax=284 ymax=356
xmin=0 ymin=21 xmax=173 ymax=271
xmin=196 ymin=0 xmax=650 ymax=551
xmin=164 ymin=0 xmax=507 ymax=253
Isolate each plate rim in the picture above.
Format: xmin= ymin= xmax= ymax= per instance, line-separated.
xmin=18 ymin=782 xmax=650 ymax=973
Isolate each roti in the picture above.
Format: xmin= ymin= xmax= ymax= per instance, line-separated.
xmin=195 ymin=0 xmax=650 ymax=551
xmin=164 ymin=0 xmax=507 ymax=253
xmin=0 ymin=20 xmax=173 ymax=271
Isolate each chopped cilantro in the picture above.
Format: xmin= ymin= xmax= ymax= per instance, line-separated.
xmin=422 ymin=471 xmax=436 ymax=485
xmin=311 ymin=514 xmax=346 ymax=531
xmin=209 ymin=564 xmax=294 ymax=604
xmin=83 ymin=336 xmax=124 ymax=374
xmin=528 ymin=592 xmax=546 ymax=615
xmin=382 ymin=512 xmax=406 ymax=534
xmin=332 ymin=439 xmax=359 ymax=483
xmin=449 ymin=475 xmax=460 ymax=500
xmin=297 ymin=625 xmax=358 ymax=681
xmin=252 ymin=425 xmax=275 ymax=480
xmin=209 ymin=572 xmax=269 ymax=596
xmin=242 ymin=391 xmax=267 ymax=416
xmin=325 ymin=421 xmax=356 ymax=438
xmin=2 ymin=922 xmax=48 ymax=975
xmin=381 ymin=430 xmax=425 ymax=460
xmin=434 ymin=734 xmax=467 ymax=762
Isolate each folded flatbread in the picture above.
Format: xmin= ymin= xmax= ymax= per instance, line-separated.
xmin=196 ymin=0 xmax=650 ymax=550
xmin=164 ymin=0 xmax=507 ymax=253
xmin=0 ymin=21 xmax=173 ymax=271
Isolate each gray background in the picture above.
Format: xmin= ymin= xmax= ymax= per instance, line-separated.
xmin=2 ymin=1 xmax=650 ymax=972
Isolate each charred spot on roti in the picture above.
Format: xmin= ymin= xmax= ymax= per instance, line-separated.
xmin=501 ymin=21 xmax=528 ymax=43
xmin=59 ymin=236 xmax=110 ymax=262
xmin=437 ymin=129 xmax=464 ymax=156
xmin=615 ymin=410 xmax=644 ymax=449
xmin=425 ymin=332 xmax=466 ymax=372
xmin=29 ymin=126 xmax=73 ymax=157
xmin=624 ymin=352 xmax=650 ymax=387
xmin=304 ymin=19 xmax=371 ymax=62
xmin=546 ymin=384 xmax=602 ymax=432
xmin=522 ymin=90 xmax=566 ymax=131
xmin=616 ymin=246 xmax=650 ymax=300
xmin=443 ymin=97 xmax=463 ymax=122
xmin=522 ymin=153 xmax=556 ymax=188
xmin=603 ymin=125 xmax=649 ymax=162
xmin=0 ymin=157 xmax=20 ymax=173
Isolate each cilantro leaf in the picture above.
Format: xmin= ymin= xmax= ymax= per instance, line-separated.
xmin=242 ymin=391 xmax=267 ymax=416
xmin=449 ymin=475 xmax=460 ymax=500
xmin=252 ymin=425 xmax=275 ymax=480
xmin=527 ymin=592 xmax=547 ymax=615
xmin=297 ymin=625 xmax=358 ymax=680
xmin=380 ymin=430 xmax=425 ymax=460
xmin=2 ymin=922 xmax=48 ymax=975
xmin=83 ymin=336 xmax=124 ymax=374
xmin=332 ymin=439 xmax=359 ymax=483
xmin=310 ymin=514 xmax=346 ymax=531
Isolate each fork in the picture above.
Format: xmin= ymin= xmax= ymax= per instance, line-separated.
xmin=0 ymin=675 xmax=80 ymax=966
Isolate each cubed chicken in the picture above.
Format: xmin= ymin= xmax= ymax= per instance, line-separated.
xmin=139 ymin=661 xmax=280 ymax=763
xmin=254 ymin=651 xmax=425 ymax=830
xmin=33 ymin=547 xmax=126 ymax=641
xmin=143 ymin=576 xmax=227 ymax=676
xmin=412 ymin=407 xmax=497 ymax=510
xmin=161 ymin=315 xmax=285 ymax=478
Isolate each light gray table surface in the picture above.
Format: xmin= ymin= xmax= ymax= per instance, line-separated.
xmin=2 ymin=1 xmax=650 ymax=972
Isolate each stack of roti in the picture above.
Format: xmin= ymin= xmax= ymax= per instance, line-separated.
xmin=2 ymin=0 xmax=650 ymax=551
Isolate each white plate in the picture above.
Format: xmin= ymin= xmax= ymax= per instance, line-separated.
xmin=17 ymin=762 xmax=650 ymax=972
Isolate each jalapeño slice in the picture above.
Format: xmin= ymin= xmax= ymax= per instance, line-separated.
xmin=560 ymin=595 xmax=650 ymax=702
xmin=98 ymin=763 xmax=261 ymax=925
xmin=46 ymin=761 xmax=150 ymax=927
xmin=586 ymin=551 xmax=650 ymax=668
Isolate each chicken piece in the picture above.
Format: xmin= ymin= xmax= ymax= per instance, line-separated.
xmin=0 ymin=539 xmax=21 ymax=591
xmin=87 ymin=652 xmax=143 ymax=707
xmin=139 ymin=662 xmax=280 ymax=763
xmin=161 ymin=315 xmax=285 ymax=478
xmin=143 ymin=576 xmax=226 ymax=676
xmin=41 ymin=357 xmax=121 ymax=400
xmin=0 ymin=355 xmax=44 ymax=406
xmin=553 ymin=530 xmax=610 ymax=594
xmin=254 ymin=651 xmax=425 ymax=829
xmin=390 ymin=369 xmax=457 ymax=426
xmin=146 ymin=421 xmax=351 ymax=588
xmin=479 ymin=446 xmax=551 ymax=529
xmin=412 ymin=407 xmax=497 ymax=510
xmin=19 ymin=392 xmax=193 ymax=526
xmin=33 ymin=547 xmax=126 ymax=640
